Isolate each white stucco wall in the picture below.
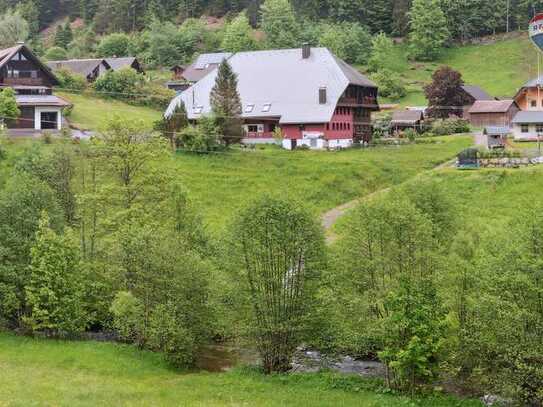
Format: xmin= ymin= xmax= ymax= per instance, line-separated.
xmin=281 ymin=137 xmax=353 ymax=150
xmin=34 ymin=107 xmax=62 ymax=130
xmin=242 ymin=138 xmax=279 ymax=145
xmin=512 ymin=123 xmax=543 ymax=141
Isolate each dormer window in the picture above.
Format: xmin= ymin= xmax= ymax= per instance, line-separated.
xmin=193 ymin=106 xmax=203 ymax=114
xmin=262 ymin=103 xmax=271 ymax=112
xmin=245 ymin=104 xmax=255 ymax=113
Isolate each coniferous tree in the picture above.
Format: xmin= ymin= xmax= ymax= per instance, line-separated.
xmin=210 ymin=60 xmax=243 ymax=146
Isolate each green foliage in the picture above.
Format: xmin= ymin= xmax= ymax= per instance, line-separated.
xmin=54 ymin=22 xmax=73 ymax=49
xmin=221 ymin=12 xmax=258 ymax=53
xmin=368 ymin=33 xmax=396 ymax=72
xmin=23 ymin=213 xmax=86 ymax=336
xmin=96 ymin=32 xmax=133 ymax=57
xmin=379 ymin=278 xmax=446 ymax=392
xmin=110 ymin=291 xmax=144 ymax=343
xmin=260 ymin=0 xmax=301 ymax=49
xmin=371 ymin=69 xmax=406 ymax=100
xmin=233 ymin=195 xmax=325 ymax=373
xmin=318 ymin=22 xmax=371 ymax=64
xmin=210 ymin=60 xmax=243 ymax=146
xmin=0 ymin=87 xmax=20 ymax=126
xmin=408 ymin=0 xmax=449 ymax=61
xmin=55 ymin=68 xmax=87 ymax=91
xmin=430 ymin=118 xmax=470 ymax=135
xmin=44 ymin=46 xmax=68 ymax=61
xmin=0 ymin=10 xmax=29 ymax=48
xmin=178 ymin=116 xmax=221 ymax=152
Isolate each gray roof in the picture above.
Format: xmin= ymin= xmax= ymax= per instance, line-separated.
xmin=166 ymin=47 xmax=377 ymax=124
xmin=105 ymin=57 xmax=138 ymax=71
xmin=46 ymin=59 xmax=110 ymax=78
xmin=181 ymin=52 xmax=232 ymax=83
xmin=512 ymin=111 xmax=543 ymax=124
xmin=391 ymin=110 xmax=424 ymax=124
xmin=484 ymin=126 xmax=510 ymax=135
xmin=522 ymin=75 xmax=543 ymax=87
xmin=462 ymin=85 xmax=494 ymax=101
xmin=16 ymin=94 xmax=71 ymax=107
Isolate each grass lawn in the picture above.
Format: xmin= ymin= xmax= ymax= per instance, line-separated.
xmin=0 ymin=332 xmax=482 ymax=407
xmin=58 ymin=92 xmax=162 ymax=131
xmin=379 ymin=33 xmax=536 ymax=106
xmin=173 ymin=136 xmax=472 ymax=232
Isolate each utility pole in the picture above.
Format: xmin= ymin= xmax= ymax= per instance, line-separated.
xmin=506 ymin=0 xmax=510 ymax=33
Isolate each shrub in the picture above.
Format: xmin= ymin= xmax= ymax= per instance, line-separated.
xmin=371 ymin=69 xmax=406 ymax=100
xmin=178 ymin=116 xmax=221 ymax=152
xmin=372 ymin=113 xmax=392 ymax=139
xmin=44 ymin=46 xmax=68 ymax=61
xmin=110 ymin=291 xmax=144 ymax=344
xmin=96 ymin=33 xmax=133 ymax=57
xmin=55 ymin=68 xmax=87 ymax=92
xmin=430 ymin=117 xmax=470 ymax=135
xmin=148 ymin=303 xmax=197 ymax=368
xmin=41 ymin=131 xmax=53 ymax=144
xmin=403 ymin=128 xmax=417 ymax=141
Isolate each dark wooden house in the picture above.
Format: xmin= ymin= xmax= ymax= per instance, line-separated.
xmin=390 ymin=110 xmax=424 ymax=135
xmin=46 ymin=58 xmax=111 ymax=82
xmin=0 ymin=43 xmax=70 ymax=130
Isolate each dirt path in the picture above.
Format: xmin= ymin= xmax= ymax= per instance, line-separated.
xmin=322 ymin=158 xmax=456 ymax=244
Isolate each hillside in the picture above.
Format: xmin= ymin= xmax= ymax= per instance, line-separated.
xmin=382 ymin=33 xmax=536 ymax=106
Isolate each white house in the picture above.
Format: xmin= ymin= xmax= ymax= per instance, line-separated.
xmin=511 ymin=111 xmax=543 ymax=141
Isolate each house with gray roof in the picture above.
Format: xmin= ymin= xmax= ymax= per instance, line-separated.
xmin=46 ymin=58 xmax=111 ymax=82
xmin=390 ymin=110 xmax=424 ymax=134
xmin=511 ymin=110 xmax=543 ymax=140
xmin=181 ymin=52 xmax=232 ymax=83
xmin=165 ymin=46 xmax=379 ymax=149
xmin=0 ymin=44 xmax=71 ymax=131
xmin=105 ymin=57 xmax=143 ymax=73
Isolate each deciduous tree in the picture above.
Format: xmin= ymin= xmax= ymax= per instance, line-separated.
xmin=408 ymin=0 xmax=449 ymax=61
xmin=424 ymin=66 xmax=470 ymax=119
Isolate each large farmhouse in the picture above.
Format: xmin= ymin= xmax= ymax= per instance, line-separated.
xmin=47 ymin=57 xmax=142 ymax=82
xmin=165 ymin=46 xmax=379 ymax=149
xmin=0 ymin=44 xmax=70 ymax=131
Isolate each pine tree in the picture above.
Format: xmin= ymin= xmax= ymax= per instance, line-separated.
xmin=210 ymin=60 xmax=243 ymax=146
xmin=409 ymin=0 xmax=449 ymax=61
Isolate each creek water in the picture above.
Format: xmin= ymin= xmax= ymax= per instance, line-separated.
xmin=195 ymin=344 xmax=385 ymax=378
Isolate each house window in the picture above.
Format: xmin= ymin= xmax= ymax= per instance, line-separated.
xmin=245 ymin=104 xmax=255 ymax=113
xmin=531 ymin=100 xmax=537 ymax=108
xmin=310 ymin=138 xmax=317 ymax=148
xmin=537 ymin=124 xmax=543 ymax=133
xmin=262 ymin=103 xmax=271 ymax=112
xmin=247 ymin=125 xmax=258 ymax=133
xmin=326 ymin=123 xmax=329 ymax=130
xmin=193 ymin=106 xmax=203 ymax=114
xmin=521 ymin=124 xmax=529 ymax=133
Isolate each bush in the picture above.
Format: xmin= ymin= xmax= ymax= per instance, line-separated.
xmin=96 ymin=33 xmax=133 ymax=57
xmin=372 ymin=113 xmax=392 ymax=139
xmin=430 ymin=118 xmax=470 ymax=135
xmin=371 ymin=69 xmax=406 ymax=100
xmin=110 ymin=291 xmax=144 ymax=344
xmin=55 ymin=68 xmax=87 ymax=92
xmin=178 ymin=116 xmax=221 ymax=152
xmin=44 ymin=46 xmax=68 ymax=61
xmin=148 ymin=303 xmax=197 ymax=368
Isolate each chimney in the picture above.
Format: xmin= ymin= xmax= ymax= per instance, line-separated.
xmin=302 ymin=43 xmax=311 ymax=59
xmin=319 ymin=87 xmax=327 ymax=104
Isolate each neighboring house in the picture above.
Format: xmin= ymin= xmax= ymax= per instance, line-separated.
xmin=0 ymin=44 xmax=70 ymax=131
xmin=511 ymin=111 xmax=543 ymax=140
xmin=181 ymin=52 xmax=232 ymax=83
xmin=514 ymin=75 xmax=543 ymax=110
xmin=47 ymin=58 xmax=111 ymax=82
xmin=390 ymin=110 xmax=424 ymax=135
xmin=460 ymin=85 xmax=496 ymax=117
xmin=105 ymin=57 xmax=144 ymax=73
xmin=483 ymin=126 xmax=508 ymax=149
xmin=166 ymin=65 xmax=190 ymax=93
xmin=468 ymin=100 xmax=519 ymax=127
xmin=165 ymin=46 xmax=379 ymax=150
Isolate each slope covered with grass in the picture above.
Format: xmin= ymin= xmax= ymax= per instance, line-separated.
xmin=172 ymin=136 xmax=472 ymax=231
xmin=380 ymin=33 xmax=537 ymax=106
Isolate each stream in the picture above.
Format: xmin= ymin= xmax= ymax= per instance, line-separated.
xmin=195 ymin=345 xmax=385 ymax=377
